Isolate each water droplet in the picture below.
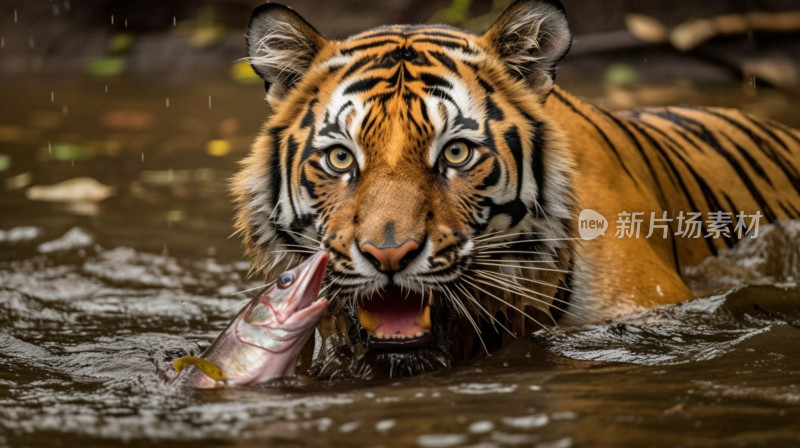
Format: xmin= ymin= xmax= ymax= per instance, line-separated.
xmin=48 ymin=142 xmax=52 ymax=154
xmin=14 ymin=9 xmax=18 ymax=23
xmin=1 ymin=38 xmax=4 ymax=49
xmin=104 ymin=84 xmax=108 ymax=93
xmin=51 ymin=91 xmax=54 ymax=102
xmin=110 ymin=14 xmax=114 ymax=25
xmin=28 ymin=37 xmax=34 ymax=49
xmin=141 ymin=152 xmax=144 ymax=162
xmin=64 ymin=1 xmax=71 ymax=11
xmin=62 ymin=105 xmax=69 ymax=116
xmin=52 ymin=5 xmax=61 ymax=17
xmin=124 ymin=19 xmax=128 ymax=28
xmin=208 ymin=95 xmax=212 ymax=108
xmin=173 ymin=16 xmax=177 ymax=26
xmin=165 ymin=97 xmax=170 ymax=108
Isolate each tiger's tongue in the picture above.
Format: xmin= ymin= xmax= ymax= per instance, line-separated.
xmin=357 ymin=286 xmax=431 ymax=338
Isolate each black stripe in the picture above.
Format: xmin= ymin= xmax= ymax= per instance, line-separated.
xmin=503 ymin=126 xmax=524 ymax=197
xmin=485 ymin=96 xmax=503 ymax=121
xmin=419 ymin=73 xmax=452 ymax=90
xmin=648 ymin=108 xmax=777 ymax=223
xmin=477 ymin=77 xmax=494 ymax=94
xmin=412 ymin=38 xmax=472 ymax=51
xmin=428 ymin=50 xmax=459 ymax=74
xmin=343 ymin=77 xmax=385 ymax=95
xmin=626 ymin=117 xmax=718 ymax=255
xmin=599 ymin=107 xmax=670 ymax=208
xmin=531 ymin=121 xmax=546 ymax=211
xmin=340 ymin=39 xmax=400 ymax=55
xmin=689 ymin=107 xmax=800 ymax=197
xmin=342 ymin=55 xmax=376 ymax=78
xmin=476 ymin=158 xmax=501 ymax=190
xmin=552 ymin=90 xmax=636 ymax=181
xmin=267 ymin=126 xmax=286 ymax=208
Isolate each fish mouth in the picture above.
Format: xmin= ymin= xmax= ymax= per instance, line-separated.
xmin=357 ymin=285 xmax=433 ymax=349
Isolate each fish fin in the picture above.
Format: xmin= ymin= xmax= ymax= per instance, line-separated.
xmin=173 ymin=356 xmax=228 ymax=382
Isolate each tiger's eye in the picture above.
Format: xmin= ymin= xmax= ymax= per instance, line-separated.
xmin=442 ymin=141 xmax=471 ymax=166
xmin=327 ymin=147 xmax=355 ymax=172
xmin=277 ymin=273 xmax=294 ymax=288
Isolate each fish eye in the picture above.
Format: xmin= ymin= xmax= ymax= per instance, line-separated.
xmin=277 ymin=273 xmax=294 ymax=288
xmin=326 ymin=147 xmax=355 ymax=173
xmin=441 ymin=140 xmax=472 ymax=167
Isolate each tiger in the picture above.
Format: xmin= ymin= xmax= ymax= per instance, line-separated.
xmin=232 ymin=0 xmax=800 ymax=378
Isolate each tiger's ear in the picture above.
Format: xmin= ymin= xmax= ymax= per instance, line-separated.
xmin=482 ymin=0 xmax=571 ymax=95
xmin=247 ymin=3 xmax=327 ymax=104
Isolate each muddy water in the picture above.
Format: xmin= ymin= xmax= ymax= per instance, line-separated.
xmin=1 ymin=78 xmax=800 ymax=447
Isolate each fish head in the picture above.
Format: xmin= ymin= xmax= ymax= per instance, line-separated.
xmin=242 ymin=251 xmax=329 ymax=334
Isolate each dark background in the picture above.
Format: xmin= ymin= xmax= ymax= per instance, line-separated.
xmin=1 ymin=0 xmax=800 ymax=87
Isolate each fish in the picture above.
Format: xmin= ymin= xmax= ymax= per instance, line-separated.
xmin=170 ymin=251 xmax=329 ymax=388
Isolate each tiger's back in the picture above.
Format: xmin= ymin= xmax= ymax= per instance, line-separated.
xmin=547 ymin=87 xmax=800 ymax=320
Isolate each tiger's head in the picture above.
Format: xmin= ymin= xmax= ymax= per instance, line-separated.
xmin=233 ymin=0 xmax=577 ymax=378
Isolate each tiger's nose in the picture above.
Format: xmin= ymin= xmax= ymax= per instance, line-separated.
xmin=360 ymin=239 xmax=421 ymax=273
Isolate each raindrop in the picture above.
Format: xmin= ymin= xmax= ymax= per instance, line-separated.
xmin=51 ymin=91 xmax=54 ymax=102
xmin=14 ymin=9 xmax=18 ymax=23
xmin=173 ymin=16 xmax=177 ymax=26
xmin=71 ymin=159 xmax=74 ymax=167
xmin=750 ymin=75 xmax=757 ymax=88
xmin=124 ymin=19 xmax=128 ymax=28
xmin=111 ymin=14 xmax=114 ymax=25
xmin=28 ymin=37 xmax=35 ymax=49
xmin=141 ymin=152 xmax=144 ymax=162
xmin=1 ymin=38 xmax=4 ymax=49
xmin=52 ymin=5 xmax=60 ymax=17
xmin=62 ymin=105 xmax=69 ymax=116
xmin=104 ymin=84 xmax=108 ymax=93
xmin=48 ymin=142 xmax=52 ymax=154
xmin=208 ymin=95 xmax=212 ymax=108
xmin=165 ymin=97 xmax=170 ymax=108
xmin=64 ymin=1 xmax=71 ymax=11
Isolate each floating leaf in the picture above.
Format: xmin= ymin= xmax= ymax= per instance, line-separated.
xmin=604 ymin=64 xmax=638 ymax=86
xmin=206 ymin=139 xmax=231 ymax=157
xmin=173 ymin=356 xmax=228 ymax=382
xmin=108 ymin=33 xmax=135 ymax=53
xmin=45 ymin=143 xmax=89 ymax=161
xmin=231 ymin=60 xmax=260 ymax=84
xmin=190 ymin=24 xmax=226 ymax=49
xmin=86 ymin=57 xmax=126 ymax=77
xmin=0 ymin=154 xmax=10 ymax=172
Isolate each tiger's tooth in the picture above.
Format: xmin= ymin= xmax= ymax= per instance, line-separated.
xmin=357 ymin=306 xmax=382 ymax=333
xmin=415 ymin=304 xmax=432 ymax=330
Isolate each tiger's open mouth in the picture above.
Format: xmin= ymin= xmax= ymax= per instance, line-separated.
xmin=356 ymin=285 xmax=433 ymax=349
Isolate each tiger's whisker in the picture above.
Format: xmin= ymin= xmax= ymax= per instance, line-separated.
xmin=472 ymin=268 xmax=579 ymax=301
xmin=472 ymin=261 xmax=575 ymax=275
xmin=472 ymin=271 xmax=586 ymax=321
xmin=454 ymin=282 xmax=516 ymax=339
xmin=461 ymin=277 xmax=556 ymax=335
